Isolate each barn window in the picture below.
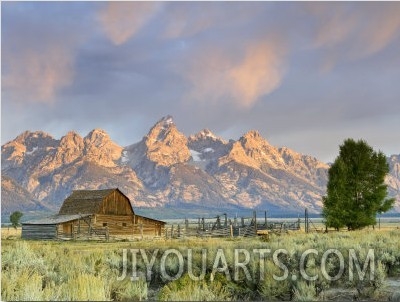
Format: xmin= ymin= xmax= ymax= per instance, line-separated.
xmin=122 ymin=223 xmax=127 ymax=227
xmin=103 ymin=223 xmax=108 ymax=227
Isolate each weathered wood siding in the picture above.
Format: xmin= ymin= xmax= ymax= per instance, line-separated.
xmin=22 ymin=224 xmax=57 ymax=240
xmin=136 ymin=215 xmax=163 ymax=236
xmin=92 ymin=214 xmax=134 ymax=235
xmin=91 ymin=214 xmax=164 ymax=237
xmin=22 ymin=189 xmax=165 ymax=240
xmin=55 ymin=214 xmax=164 ymax=239
xmin=97 ymin=190 xmax=134 ymax=215
xmin=57 ymin=218 xmax=92 ymax=238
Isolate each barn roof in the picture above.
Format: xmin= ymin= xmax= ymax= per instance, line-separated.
xmin=22 ymin=214 xmax=91 ymax=225
xmin=58 ymin=188 xmax=129 ymax=215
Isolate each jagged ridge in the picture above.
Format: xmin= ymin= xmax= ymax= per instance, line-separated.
xmin=2 ymin=116 xmax=399 ymax=215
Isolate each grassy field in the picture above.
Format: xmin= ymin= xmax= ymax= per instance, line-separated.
xmin=2 ymin=228 xmax=400 ymax=301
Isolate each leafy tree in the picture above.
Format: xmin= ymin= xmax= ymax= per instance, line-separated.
xmin=322 ymin=139 xmax=394 ymax=230
xmin=10 ymin=211 xmax=23 ymax=229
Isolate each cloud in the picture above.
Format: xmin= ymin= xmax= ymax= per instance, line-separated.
xmin=3 ymin=46 xmax=74 ymax=104
xmin=357 ymin=3 xmax=400 ymax=56
xmin=229 ymin=43 xmax=285 ymax=108
xmin=162 ymin=2 xmax=215 ymax=39
xmin=306 ymin=2 xmax=400 ymax=69
xmin=162 ymin=2 xmax=265 ymax=40
xmin=98 ymin=2 xmax=161 ymax=45
xmin=1 ymin=2 xmax=95 ymax=104
xmin=306 ymin=3 xmax=356 ymax=49
xmin=2 ymin=2 xmax=399 ymax=162
xmin=179 ymin=41 xmax=286 ymax=109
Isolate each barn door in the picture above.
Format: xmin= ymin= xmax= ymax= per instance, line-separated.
xmin=63 ymin=223 xmax=72 ymax=235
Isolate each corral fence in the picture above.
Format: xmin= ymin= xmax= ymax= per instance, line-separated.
xmin=164 ymin=211 xmax=301 ymax=239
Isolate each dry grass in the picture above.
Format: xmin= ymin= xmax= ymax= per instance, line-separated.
xmin=1 ymin=229 xmax=400 ymax=301
xmin=1 ymin=227 xmax=21 ymax=239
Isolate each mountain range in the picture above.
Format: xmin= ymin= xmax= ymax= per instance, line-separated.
xmin=2 ymin=116 xmax=399 ymax=218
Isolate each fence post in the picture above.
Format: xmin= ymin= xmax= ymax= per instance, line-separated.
xmin=230 ymin=224 xmax=233 ymax=237
xmin=171 ymin=225 xmax=174 ymax=238
xmin=178 ymin=224 xmax=181 ymax=238
xmin=253 ymin=211 xmax=257 ymax=234
xmin=305 ymin=209 xmax=309 ymax=233
xmin=140 ymin=223 xmax=143 ymax=240
xmin=216 ymin=216 xmax=221 ymax=229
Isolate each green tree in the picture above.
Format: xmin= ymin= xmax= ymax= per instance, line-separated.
xmin=322 ymin=139 xmax=394 ymax=230
xmin=10 ymin=211 xmax=23 ymax=229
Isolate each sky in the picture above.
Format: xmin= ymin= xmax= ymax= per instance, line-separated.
xmin=1 ymin=1 xmax=400 ymax=162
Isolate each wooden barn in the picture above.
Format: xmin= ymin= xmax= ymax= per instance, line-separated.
xmin=21 ymin=188 xmax=165 ymax=240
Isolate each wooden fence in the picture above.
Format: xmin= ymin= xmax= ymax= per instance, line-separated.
xmin=164 ymin=211 xmax=301 ymax=239
xmin=54 ymin=211 xmax=303 ymax=241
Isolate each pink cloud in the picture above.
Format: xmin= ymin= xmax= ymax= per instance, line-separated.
xmin=357 ymin=4 xmax=400 ymax=57
xmin=3 ymin=46 xmax=74 ymax=104
xmin=180 ymin=41 xmax=286 ymax=109
xmin=229 ymin=43 xmax=285 ymax=108
xmin=306 ymin=2 xmax=400 ymax=69
xmin=98 ymin=2 xmax=161 ymax=45
xmin=162 ymin=3 xmax=265 ymax=40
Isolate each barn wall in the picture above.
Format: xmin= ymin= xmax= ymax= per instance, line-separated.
xmin=93 ymin=214 xmax=135 ymax=236
xmin=92 ymin=214 xmax=164 ymax=237
xmin=57 ymin=218 xmax=92 ymax=238
xmin=136 ymin=216 xmax=163 ymax=236
xmin=22 ymin=224 xmax=57 ymax=240
xmin=98 ymin=190 xmax=134 ymax=215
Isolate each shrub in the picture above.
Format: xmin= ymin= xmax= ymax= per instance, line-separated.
xmin=258 ymin=260 xmax=291 ymax=300
xmin=111 ymin=278 xmax=148 ymax=301
xmin=58 ymin=273 xmax=109 ymax=301
xmin=293 ymin=280 xmax=317 ymax=301
xmin=159 ymin=273 xmax=232 ymax=301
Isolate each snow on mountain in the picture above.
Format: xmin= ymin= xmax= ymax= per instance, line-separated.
xmin=190 ymin=150 xmax=203 ymax=162
xmin=2 ymin=116 xmax=399 ymax=215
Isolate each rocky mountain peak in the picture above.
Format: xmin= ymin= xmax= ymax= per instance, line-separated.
xmin=60 ymin=131 xmax=83 ymax=145
xmin=141 ymin=115 xmax=191 ymax=167
xmin=2 ymin=116 xmax=399 ymax=215
xmin=235 ymin=130 xmax=287 ymax=169
xmin=14 ymin=130 xmax=54 ymax=144
xmin=240 ymin=130 xmax=270 ymax=145
xmin=188 ymin=128 xmax=225 ymax=143
xmin=84 ymin=128 xmax=112 ymax=146
xmin=157 ymin=115 xmax=175 ymax=127
xmin=54 ymin=131 xmax=85 ymax=165
xmin=148 ymin=115 xmax=175 ymax=135
xmin=187 ymin=129 xmax=229 ymax=167
xmin=81 ymin=129 xmax=122 ymax=167
xmin=195 ymin=128 xmax=216 ymax=139
xmin=239 ymin=130 xmax=274 ymax=154
xmin=146 ymin=115 xmax=179 ymax=142
xmin=1 ymin=130 xmax=58 ymax=166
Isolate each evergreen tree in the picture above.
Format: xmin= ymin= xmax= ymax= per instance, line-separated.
xmin=10 ymin=211 xmax=23 ymax=229
xmin=322 ymin=139 xmax=394 ymax=230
